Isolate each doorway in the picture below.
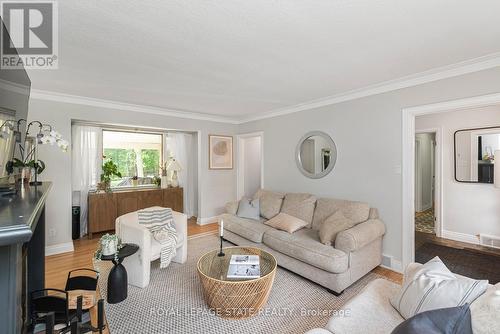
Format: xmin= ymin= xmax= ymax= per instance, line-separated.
xmin=237 ymin=132 xmax=264 ymax=199
xmin=414 ymin=132 xmax=436 ymax=236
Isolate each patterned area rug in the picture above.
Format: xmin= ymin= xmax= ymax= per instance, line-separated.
xmin=416 ymin=242 xmax=500 ymax=284
xmin=415 ymin=208 xmax=434 ymax=234
xmin=96 ymin=234 xmax=384 ymax=334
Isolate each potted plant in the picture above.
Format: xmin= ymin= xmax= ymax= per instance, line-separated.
xmin=153 ymin=176 xmax=161 ymax=187
xmin=131 ymin=175 xmax=138 ymax=187
xmin=94 ymin=233 xmax=122 ymax=262
xmin=98 ymin=157 xmax=121 ymax=192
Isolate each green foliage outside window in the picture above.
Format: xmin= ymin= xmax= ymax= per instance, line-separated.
xmin=103 ymin=148 xmax=161 ymax=186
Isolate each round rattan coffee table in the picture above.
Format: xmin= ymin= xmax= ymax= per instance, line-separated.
xmin=197 ymin=246 xmax=277 ymax=319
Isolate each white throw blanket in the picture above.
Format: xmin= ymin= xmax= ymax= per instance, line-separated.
xmin=138 ymin=208 xmax=178 ymax=268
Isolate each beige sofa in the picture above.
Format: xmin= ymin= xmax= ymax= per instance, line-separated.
xmin=222 ymin=189 xmax=386 ymax=294
xmin=305 ymin=263 xmax=497 ymax=334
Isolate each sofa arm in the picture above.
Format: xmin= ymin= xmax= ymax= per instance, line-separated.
xmin=225 ymin=200 xmax=239 ymax=215
xmin=335 ymin=219 xmax=385 ymax=253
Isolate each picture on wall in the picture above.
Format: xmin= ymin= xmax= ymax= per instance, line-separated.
xmin=209 ymin=135 xmax=233 ymax=169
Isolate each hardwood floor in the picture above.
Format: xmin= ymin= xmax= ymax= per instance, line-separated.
xmin=187 ymin=217 xmax=219 ymax=236
xmin=415 ymin=231 xmax=500 ymax=257
xmin=45 ymin=219 xmax=402 ymax=332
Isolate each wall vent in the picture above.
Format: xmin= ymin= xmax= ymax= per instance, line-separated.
xmin=479 ymin=234 xmax=500 ymax=249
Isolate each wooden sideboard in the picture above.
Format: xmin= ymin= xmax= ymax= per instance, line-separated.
xmin=88 ymin=187 xmax=183 ymax=238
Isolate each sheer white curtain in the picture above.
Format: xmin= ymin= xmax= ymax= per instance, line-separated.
xmin=72 ymin=125 xmax=102 ymax=237
xmin=168 ymin=132 xmax=196 ymax=217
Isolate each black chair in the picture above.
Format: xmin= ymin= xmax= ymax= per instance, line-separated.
xmin=65 ymin=268 xmax=99 ymax=292
xmin=31 ymin=289 xmax=77 ymax=333
xmin=45 ymin=312 xmax=55 ymax=333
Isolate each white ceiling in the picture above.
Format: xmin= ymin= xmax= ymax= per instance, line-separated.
xmin=28 ymin=0 xmax=500 ymax=121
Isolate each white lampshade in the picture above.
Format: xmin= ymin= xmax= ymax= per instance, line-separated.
xmin=495 ymin=150 xmax=500 ymax=188
xmin=166 ymin=159 xmax=182 ymax=172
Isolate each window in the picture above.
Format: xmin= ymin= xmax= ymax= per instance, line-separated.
xmin=102 ymin=130 xmax=163 ymax=187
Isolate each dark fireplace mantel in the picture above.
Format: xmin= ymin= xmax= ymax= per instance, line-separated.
xmin=0 ymin=182 xmax=51 ymax=334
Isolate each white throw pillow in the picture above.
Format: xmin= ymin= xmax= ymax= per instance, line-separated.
xmin=390 ymin=257 xmax=489 ymax=319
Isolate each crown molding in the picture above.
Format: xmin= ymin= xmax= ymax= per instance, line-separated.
xmin=238 ymin=52 xmax=500 ymax=123
xmin=29 ymin=89 xmax=240 ymax=124
xmin=29 ymin=52 xmax=500 ymax=125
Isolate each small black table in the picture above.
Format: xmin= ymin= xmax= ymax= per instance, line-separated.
xmin=100 ymin=243 xmax=139 ymax=304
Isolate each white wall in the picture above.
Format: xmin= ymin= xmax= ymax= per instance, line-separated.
xmin=415 ymin=133 xmax=434 ymax=212
xmin=240 ymin=67 xmax=500 ymax=265
xmin=28 ymin=98 xmax=237 ymax=248
xmin=416 ymin=105 xmax=500 ymax=240
xmin=243 ymin=136 xmax=262 ymax=198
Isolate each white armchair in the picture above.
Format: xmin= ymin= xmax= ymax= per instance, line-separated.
xmin=115 ymin=206 xmax=188 ymax=288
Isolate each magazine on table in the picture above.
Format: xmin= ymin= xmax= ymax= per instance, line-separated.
xmin=227 ymin=263 xmax=261 ymax=279
xmin=229 ymin=254 xmax=260 ymax=265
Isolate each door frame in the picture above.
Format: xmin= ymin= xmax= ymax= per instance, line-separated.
xmin=402 ymin=92 xmax=500 ymax=270
xmin=415 ymin=128 xmax=442 ymax=238
xmin=236 ymin=131 xmax=264 ymax=200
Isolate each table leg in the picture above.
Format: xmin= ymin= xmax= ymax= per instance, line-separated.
xmin=107 ymin=263 xmax=128 ymax=303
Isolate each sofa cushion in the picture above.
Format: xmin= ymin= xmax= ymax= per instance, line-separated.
xmin=281 ymin=193 xmax=317 ymax=226
xmin=318 ymin=210 xmax=356 ymax=246
xmin=220 ymin=213 xmax=270 ymax=243
xmin=264 ymin=212 xmax=308 ymax=233
xmin=262 ymin=228 xmax=348 ymax=273
xmin=390 ymin=257 xmax=489 ymax=319
xmin=312 ymin=198 xmax=371 ymax=230
xmin=253 ymin=189 xmax=285 ymax=219
xmin=236 ymin=198 xmax=260 ymax=220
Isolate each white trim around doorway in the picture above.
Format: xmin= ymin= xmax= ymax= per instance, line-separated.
xmin=236 ymin=132 xmax=264 ymax=200
xmin=401 ymin=92 xmax=500 ymax=270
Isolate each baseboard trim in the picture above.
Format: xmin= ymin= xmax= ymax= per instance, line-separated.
xmin=45 ymin=242 xmax=74 ymax=256
xmin=382 ymin=254 xmax=403 ymax=273
xmin=197 ymin=216 xmax=220 ymax=225
xmin=442 ymin=230 xmax=479 ymax=245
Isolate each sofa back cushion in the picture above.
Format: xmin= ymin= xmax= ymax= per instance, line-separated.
xmin=280 ymin=193 xmax=317 ymax=226
xmin=253 ymin=189 xmax=285 ymax=219
xmin=312 ymin=198 xmax=370 ymax=230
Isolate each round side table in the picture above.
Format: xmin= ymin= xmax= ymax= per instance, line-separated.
xmin=100 ymin=243 xmax=139 ymax=304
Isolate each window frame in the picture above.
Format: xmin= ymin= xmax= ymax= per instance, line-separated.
xmin=102 ymin=128 xmax=164 ymax=190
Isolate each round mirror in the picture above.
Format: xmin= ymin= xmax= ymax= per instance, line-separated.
xmin=295 ymin=131 xmax=337 ymax=179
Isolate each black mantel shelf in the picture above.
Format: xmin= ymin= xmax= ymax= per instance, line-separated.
xmin=0 ymin=182 xmax=52 ymax=246
xmin=0 ymin=181 xmax=51 ymax=333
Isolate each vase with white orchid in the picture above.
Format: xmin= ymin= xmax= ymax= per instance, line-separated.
xmin=7 ymin=120 xmax=68 ymax=185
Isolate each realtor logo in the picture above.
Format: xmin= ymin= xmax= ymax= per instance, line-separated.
xmin=1 ymin=1 xmax=58 ymax=69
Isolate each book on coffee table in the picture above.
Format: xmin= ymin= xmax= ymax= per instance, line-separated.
xmin=227 ymin=263 xmax=261 ymax=279
xmin=229 ymin=254 xmax=259 ymax=265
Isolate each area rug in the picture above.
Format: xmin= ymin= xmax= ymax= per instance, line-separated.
xmin=96 ymin=234 xmax=384 ymax=334
xmin=415 ymin=208 xmax=435 ymax=234
xmin=416 ymin=242 xmax=500 ymax=284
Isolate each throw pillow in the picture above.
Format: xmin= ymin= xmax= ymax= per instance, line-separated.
xmin=236 ymin=198 xmax=260 ymax=220
xmin=318 ymin=210 xmax=356 ymax=246
xmin=253 ymin=189 xmax=285 ymax=219
xmin=390 ymin=257 xmax=488 ymax=319
xmin=264 ymin=212 xmax=308 ymax=233
xmin=391 ymin=304 xmax=472 ymax=334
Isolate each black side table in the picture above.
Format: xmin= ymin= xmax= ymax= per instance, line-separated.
xmin=100 ymin=243 xmax=139 ymax=304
